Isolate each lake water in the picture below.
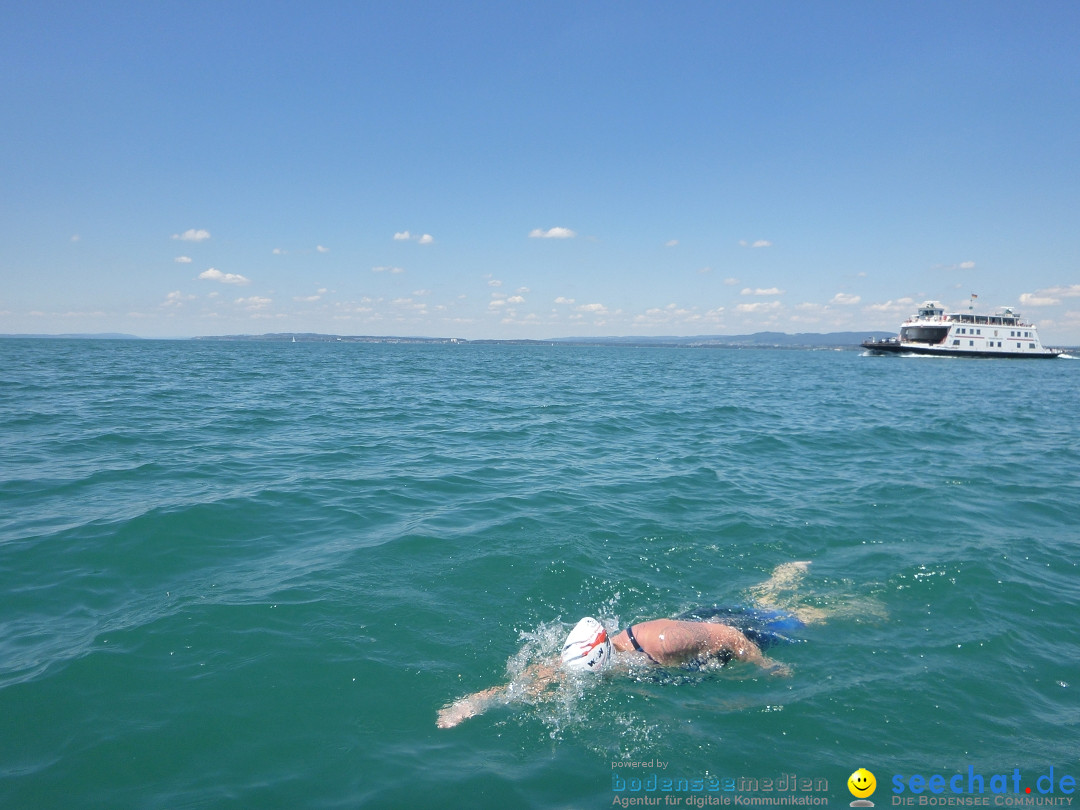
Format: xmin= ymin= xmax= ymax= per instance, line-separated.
xmin=2 ymin=339 xmax=1078 ymax=808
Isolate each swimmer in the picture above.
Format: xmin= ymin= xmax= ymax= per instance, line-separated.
xmin=436 ymin=562 xmax=819 ymax=729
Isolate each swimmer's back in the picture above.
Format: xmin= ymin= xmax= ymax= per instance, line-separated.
xmin=677 ymin=605 xmax=805 ymax=649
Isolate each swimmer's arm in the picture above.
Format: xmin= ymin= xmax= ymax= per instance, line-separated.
xmin=708 ymin=626 xmax=792 ymax=677
xmin=436 ymin=660 xmax=562 ymax=728
xmin=436 ymin=685 xmax=507 ymax=728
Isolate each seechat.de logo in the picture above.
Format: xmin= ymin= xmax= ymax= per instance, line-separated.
xmin=848 ymin=768 xmax=877 ymax=807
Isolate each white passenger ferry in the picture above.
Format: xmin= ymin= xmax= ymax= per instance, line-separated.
xmin=862 ymin=301 xmax=1062 ymax=358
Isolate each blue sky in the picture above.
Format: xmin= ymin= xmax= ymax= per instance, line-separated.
xmin=3 ymin=1 xmax=1079 ymax=341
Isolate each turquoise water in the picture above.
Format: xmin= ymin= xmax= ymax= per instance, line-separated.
xmin=2 ymin=340 xmax=1079 ymax=809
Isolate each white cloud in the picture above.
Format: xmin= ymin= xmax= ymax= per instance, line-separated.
xmin=316 ymin=245 xmax=329 ymax=253
xmin=1022 ymin=284 xmax=1080 ymax=305
xmin=741 ymin=287 xmax=784 ymax=296
xmin=507 ymin=295 xmax=525 ymax=304
xmin=959 ymin=261 xmax=975 ymax=269
xmin=488 ymin=279 xmax=503 ymax=287
xmin=577 ymin=303 xmax=608 ymax=314
xmin=70 ymin=234 xmax=80 ymax=242
xmin=57 ymin=310 xmax=106 ymax=319
xmin=554 ymin=296 xmax=575 ymax=305
xmin=868 ymin=297 xmax=915 ymax=313
xmin=272 ymin=248 xmax=286 ymax=255
xmin=175 ymin=256 xmax=192 ymax=263
xmin=372 ymin=266 xmax=405 ymax=274
xmin=172 ymin=229 xmax=211 ymax=242
xmin=736 ymin=301 xmax=782 ymax=313
xmin=1019 ymin=293 xmax=1058 ymax=307
xmin=665 ymin=239 xmax=679 ymax=248
xmin=635 ymin=303 xmax=722 ymax=327
xmin=634 ymin=303 xmax=700 ymax=326
xmin=393 ymin=231 xmax=434 ymax=244
xmin=392 ymin=297 xmax=427 ymax=312
xmin=294 ymin=294 xmax=321 ymax=302
xmin=162 ymin=290 xmax=195 ymax=308
xmin=412 ymin=289 xmax=431 ymax=296
xmin=199 ymin=268 xmax=250 ymax=285
xmin=235 ymin=296 xmax=271 ymax=310
xmin=831 ymin=293 xmax=862 ymax=305
xmin=698 ymin=266 xmax=712 ymax=275
xmin=739 ymin=239 xmax=772 ymax=248
xmin=529 ymin=227 xmax=576 ymax=239
xmin=724 ymin=277 xmax=740 ymax=286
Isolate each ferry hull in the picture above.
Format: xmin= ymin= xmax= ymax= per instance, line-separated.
xmin=862 ymin=340 xmax=1061 ymax=359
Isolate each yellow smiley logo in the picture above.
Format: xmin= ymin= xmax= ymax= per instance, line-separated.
xmin=848 ymin=768 xmax=876 ymax=798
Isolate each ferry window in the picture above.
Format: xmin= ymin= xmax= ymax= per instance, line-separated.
xmin=976 ymin=329 xmax=981 ymax=335
xmin=1016 ymin=343 xmax=1021 ymax=348
xmin=1029 ymin=343 xmax=1035 ymax=348
xmin=953 ymin=340 xmax=960 ymax=346
xmin=969 ymin=340 xmax=975 ymax=346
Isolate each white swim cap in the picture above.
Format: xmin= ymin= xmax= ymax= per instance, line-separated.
xmin=561 ymin=617 xmax=612 ymax=672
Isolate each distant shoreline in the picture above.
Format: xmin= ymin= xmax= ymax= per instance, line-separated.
xmin=2 ymin=331 xmax=897 ymax=349
xmin=6 ymin=331 xmax=1077 ymax=351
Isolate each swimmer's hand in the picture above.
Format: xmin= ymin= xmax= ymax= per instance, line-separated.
xmin=436 ymin=696 xmax=482 ymax=728
xmin=763 ymin=659 xmax=792 ymax=677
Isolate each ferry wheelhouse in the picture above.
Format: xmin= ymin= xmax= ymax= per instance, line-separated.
xmin=862 ymin=301 xmax=1062 ymax=359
